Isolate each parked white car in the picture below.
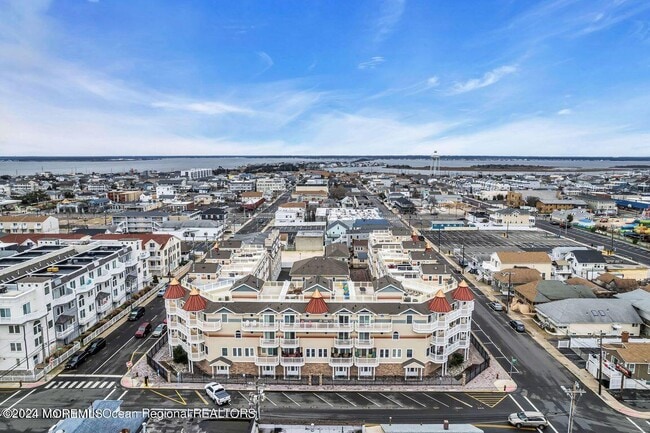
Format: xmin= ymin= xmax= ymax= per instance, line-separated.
xmin=204 ymin=382 xmax=231 ymax=405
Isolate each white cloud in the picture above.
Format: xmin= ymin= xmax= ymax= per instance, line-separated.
xmin=557 ymin=108 xmax=572 ymax=115
xmin=427 ymin=76 xmax=440 ymax=87
xmin=256 ymin=51 xmax=274 ymax=75
xmin=373 ymin=0 xmax=406 ymax=43
xmin=432 ymin=117 xmax=650 ymax=156
xmin=450 ymin=65 xmax=517 ymax=94
xmin=151 ymin=101 xmax=253 ymax=116
xmin=358 ymin=56 xmax=385 ymax=70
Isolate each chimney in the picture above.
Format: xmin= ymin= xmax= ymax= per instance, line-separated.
xmin=621 ymin=331 xmax=630 ymax=343
xmin=443 ymin=420 xmax=449 ymax=430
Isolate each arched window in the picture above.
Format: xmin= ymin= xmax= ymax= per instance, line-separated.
xmin=392 ymin=331 xmax=399 ymax=340
xmin=235 ymin=330 xmax=241 ymax=339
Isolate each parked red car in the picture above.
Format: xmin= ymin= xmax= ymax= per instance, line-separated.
xmin=135 ymin=322 xmax=152 ymax=338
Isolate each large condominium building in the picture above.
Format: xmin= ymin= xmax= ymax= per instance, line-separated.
xmin=93 ymin=234 xmax=181 ymax=278
xmin=111 ymin=211 xmax=170 ymax=233
xmin=256 ymin=177 xmax=287 ymax=195
xmin=0 ymin=215 xmax=60 ymax=234
xmin=0 ymin=243 xmax=139 ymax=373
xmin=163 ymin=229 xmax=473 ymax=381
xmin=163 ymin=277 xmax=474 ymax=380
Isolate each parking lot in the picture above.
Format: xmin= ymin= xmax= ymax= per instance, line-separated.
xmin=128 ymin=388 xmax=511 ymax=412
xmin=421 ymin=229 xmax=580 ymax=258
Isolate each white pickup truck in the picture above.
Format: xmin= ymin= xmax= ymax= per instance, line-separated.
xmin=204 ymin=382 xmax=231 ymax=405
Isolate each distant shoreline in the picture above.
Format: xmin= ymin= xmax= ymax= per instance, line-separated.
xmin=2 ymin=155 xmax=650 ymax=163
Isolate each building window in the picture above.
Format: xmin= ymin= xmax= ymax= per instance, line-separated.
xmin=235 ymin=330 xmax=241 ymax=339
xmin=392 ymin=349 xmax=402 ymax=359
xmin=8 ymin=325 xmax=20 ymax=334
xmin=33 ymin=322 xmax=42 ymax=335
xmin=22 ymin=303 xmax=31 ymax=315
xmin=379 ymin=349 xmax=390 ymax=358
xmin=392 ymin=331 xmax=399 ymax=340
xmin=318 ymin=348 xmax=328 ymax=358
xmin=233 ymin=348 xmax=243 ymax=357
xmin=10 ymin=343 xmax=22 ymax=352
xmin=406 ymin=349 xmax=413 ymax=358
xmin=222 ymin=348 xmax=228 ymax=357
xmin=306 ymin=348 xmax=316 ymax=358
xmin=245 ymin=348 xmax=255 ymax=357
xmin=0 ymin=308 xmax=10 ymax=318
xmin=406 ymin=315 xmax=412 ymax=324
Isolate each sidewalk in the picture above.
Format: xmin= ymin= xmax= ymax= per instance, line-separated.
xmin=461 ymin=268 xmax=650 ymax=419
xmin=121 ymin=338 xmax=516 ymax=394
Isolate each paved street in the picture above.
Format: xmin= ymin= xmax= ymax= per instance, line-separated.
xmin=238 ymin=192 xmax=290 ymax=234
xmin=536 ymin=220 xmax=650 ymax=265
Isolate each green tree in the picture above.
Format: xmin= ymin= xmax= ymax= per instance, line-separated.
xmin=525 ymin=196 xmax=540 ymax=207
xmin=18 ymin=191 xmax=49 ymax=205
xmin=63 ymin=191 xmax=75 ymax=199
xmin=449 ymin=352 xmax=464 ymax=368
xmin=330 ymin=185 xmax=347 ymax=200
xmin=566 ymin=214 xmax=574 ymax=223
xmin=173 ymin=345 xmax=188 ymax=364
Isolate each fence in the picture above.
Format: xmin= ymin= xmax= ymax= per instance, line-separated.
xmin=146 ymin=333 xmax=172 ymax=382
xmin=465 ymin=333 xmax=491 ymax=383
xmin=0 ymin=342 xmax=81 ymax=383
xmin=178 ymin=373 xmax=461 ymax=387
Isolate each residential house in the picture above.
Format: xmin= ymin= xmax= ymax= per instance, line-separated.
xmin=488 ymin=208 xmax=535 ymax=228
xmin=535 ymin=299 xmax=642 ymax=337
xmin=512 ymin=280 xmax=596 ymax=313
xmin=0 ymin=215 xmax=60 ymax=234
xmin=483 ymin=251 xmax=552 ymax=280
xmin=564 ymin=250 xmax=607 ymax=280
xmin=290 ymin=256 xmax=350 ymax=283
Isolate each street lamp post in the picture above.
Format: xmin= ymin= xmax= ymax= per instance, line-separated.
xmin=505 ymin=271 xmax=513 ymax=313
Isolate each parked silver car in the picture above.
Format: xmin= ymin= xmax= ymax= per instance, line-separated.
xmin=508 ymin=411 xmax=548 ymax=429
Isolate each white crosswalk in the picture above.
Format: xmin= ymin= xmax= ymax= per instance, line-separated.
xmin=44 ymin=380 xmax=116 ymax=390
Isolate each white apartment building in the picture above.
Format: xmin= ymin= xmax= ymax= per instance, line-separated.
xmin=199 ymin=231 xmax=282 ymax=285
xmin=0 ymin=215 xmax=60 ymax=234
xmin=94 ymin=234 xmax=181 ymax=278
xmin=181 ymin=168 xmax=212 ymax=180
xmin=274 ymin=202 xmax=307 ymax=225
xmin=111 ymin=211 xmax=170 ymax=233
xmin=0 ymin=243 xmax=137 ymax=374
xmin=256 ymin=177 xmax=287 ymax=195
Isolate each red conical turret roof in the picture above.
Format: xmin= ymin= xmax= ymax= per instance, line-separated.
xmin=305 ymin=289 xmax=329 ymax=314
xmin=452 ymin=280 xmax=474 ymax=302
xmin=163 ymin=278 xmax=188 ymax=300
xmin=428 ymin=289 xmax=452 ymax=313
xmin=182 ymin=287 xmax=208 ymax=312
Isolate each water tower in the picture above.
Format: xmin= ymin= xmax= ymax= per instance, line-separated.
xmin=430 ymin=151 xmax=441 ymax=179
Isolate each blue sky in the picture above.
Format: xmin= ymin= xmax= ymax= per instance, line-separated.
xmin=1 ymin=0 xmax=649 ymax=156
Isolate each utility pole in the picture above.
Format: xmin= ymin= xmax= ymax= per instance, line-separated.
xmin=598 ymin=331 xmax=604 ymax=396
xmin=506 ymin=271 xmax=513 ymax=313
xmin=561 ymin=381 xmax=585 ymax=433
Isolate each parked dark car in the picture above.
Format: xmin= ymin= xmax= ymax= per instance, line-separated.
xmin=128 ymin=306 xmax=145 ymax=321
xmin=85 ymin=338 xmax=106 ymax=355
xmin=135 ymin=322 xmax=152 ymax=338
xmin=65 ymin=351 xmax=89 ymax=370
xmin=509 ymin=320 xmax=526 ymax=333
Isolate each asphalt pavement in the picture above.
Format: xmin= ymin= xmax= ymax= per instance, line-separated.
xmin=536 ymin=220 xmax=650 ymax=266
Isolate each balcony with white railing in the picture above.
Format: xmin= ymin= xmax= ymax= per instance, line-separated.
xmin=0 ymin=310 xmax=48 ymax=324
xmin=55 ymin=326 xmax=76 ymax=340
xmin=254 ymin=356 xmax=280 ymax=366
xmin=187 ymin=317 xmax=223 ymax=332
xmin=96 ymin=301 xmax=112 ymax=314
xmin=187 ymin=332 xmax=205 ymax=344
xmin=93 ymin=272 xmax=112 ymax=285
xmin=53 ymin=290 xmax=76 ymax=306
xmin=280 ymin=356 xmax=305 ymax=366
xmin=259 ymin=337 xmax=279 ymax=348
xmin=333 ymin=338 xmax=353 ymax=349
xmin=280 ymin=338 xmax=300 ymax=348
xmin=280 ymin=321 xmax=353 ymax=332
xmin=242 ymin=321 xmax=280 ymax=332
xmin=355 ymin=322 xmax=393 ymax=333
xmin=75 ymin=281 xmax=95 ymax=295
xmin=328 ymin=356 xmax=354 ymax=367
xmin=412 ymin=308 xmax=472 ymax=334
xmin=354 ymin=356 xmax=379 ymax=367
xmin=354 ymin=337 xmax=375 ymax=348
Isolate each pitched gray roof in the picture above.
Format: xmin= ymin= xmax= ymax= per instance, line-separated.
xmin=290 ymin=256 xmax=350 ymax=277
xmin=568 ymin=249 xmax=606 ymax=264
xmin=536 ymin=299 xmax=642 ymax=325
xmin=325 ymin=243 xmax=350 ymax=258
